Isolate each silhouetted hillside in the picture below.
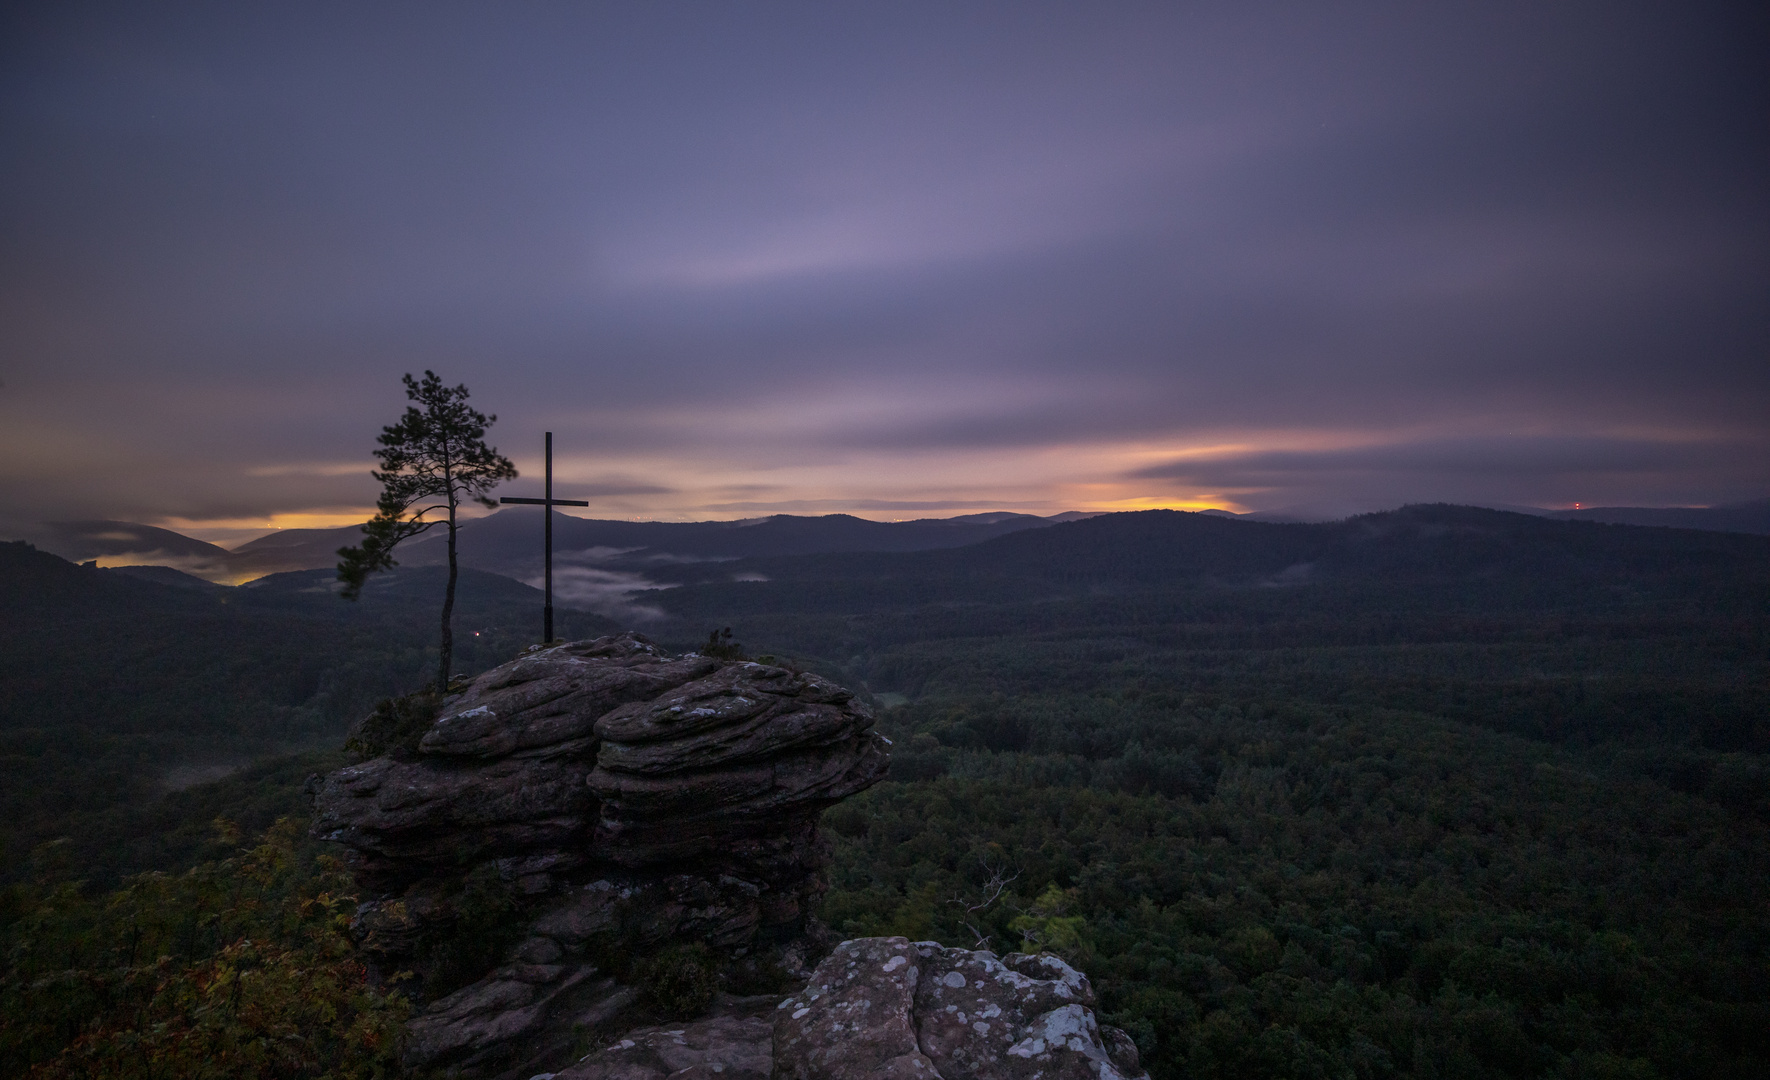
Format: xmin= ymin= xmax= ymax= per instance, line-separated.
xmin=22 ymin=519 xmax=233 ymax=568
xmin=222 ymin=509 xmax=1083 ymax=580
xmin=0 ymin=541 xmax=616 ymax=879
xmin=647 ymin=504 xmax=1770 ymax=616
xmin=10 ymin=510 xmax=1087 ymax=584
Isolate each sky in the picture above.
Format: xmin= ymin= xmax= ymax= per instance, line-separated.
xmin=2 ymin=1 xmax=1766 ymax=545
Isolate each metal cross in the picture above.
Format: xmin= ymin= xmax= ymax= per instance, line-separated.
xmin=499 ymin=432 xmax=588 ymax=643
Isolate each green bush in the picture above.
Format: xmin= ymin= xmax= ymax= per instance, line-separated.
xmin=635 ymin=942 xmax=718 ymax=1017
xmin=417 ymin=863 xmax=525 ymax=999
xmin=345 ymin=690 xmax=441 ymax=758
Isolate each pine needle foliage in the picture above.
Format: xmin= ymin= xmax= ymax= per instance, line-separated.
xmin=336 ymin=371 xmax=516 ymax=692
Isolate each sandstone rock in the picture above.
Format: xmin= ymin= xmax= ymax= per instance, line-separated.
xmin=308 ymin=633 xmax=888 ymax=1077
xmin=405 ymin=963 xmax=598 ymax=1069
xmin=528 ymin=868 xmax=812 ymax=952
xmin=773 ymin=937 xmax=1148 ymax=1080
xmin=1100 ymin=1025 xmax=1145 ymax=1077
xmin=313 ymin=633 xmax=884 ymax=898
xmin=311 ymin=754 xmax=594 ymax=886
xmin=423 ymin=656 xmax=720 ymax=759
xmin=513 ymin=937 xmax=565 ymax=965
xmin=773 ymin=937 xmax=941 ymax=1080
xmin=588 ymin=663 xmax=886 ymax=867
xmin=553 ymin=1013 xmax=775 ymax=1080
xmin=589 ymin=743 xmax=887 ymax=866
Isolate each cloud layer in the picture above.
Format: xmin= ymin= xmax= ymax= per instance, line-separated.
xmin=1 ymin=1 xmax=1764 ymax=537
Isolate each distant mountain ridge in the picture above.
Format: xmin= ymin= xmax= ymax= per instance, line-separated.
xmin=1204 ymin=497 xmax=1770 ymax=533
xmin=645 ymin=503 xmax=1770 ymax=626
xmin=22 ymin=520 xmax=237 ymax=576
xmin=12 ymin=499 xmax=1764 ymax=600
xmin=1545 ymin=496 xmax=1770 ymax=534
xmin=12 ymin=510 xmax=1094 ymax=585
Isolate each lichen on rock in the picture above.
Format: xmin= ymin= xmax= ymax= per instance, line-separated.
xmin=772 ymin=937 xmax=1147 ymax=1080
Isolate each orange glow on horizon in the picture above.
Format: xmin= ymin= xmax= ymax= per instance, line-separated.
xmin=155 ymin=505 xmax=513 ymax=546
xmin=149 ymin=493 xmax=1254 ymax=540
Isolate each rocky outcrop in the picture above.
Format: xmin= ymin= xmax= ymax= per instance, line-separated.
xmin=308 ymin=633 xmax=889 ymax=1076
xmin=776 ymin=937 xmax=1146 ymax=1080
xmin=311 ymin=638 xmax=1139 ymax=1079
xmin=554 ymin=937 xmax=1147 ymax=1080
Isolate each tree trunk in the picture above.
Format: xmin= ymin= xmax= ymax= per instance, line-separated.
xmin=440 ymin=493 xmax=458 ymax=693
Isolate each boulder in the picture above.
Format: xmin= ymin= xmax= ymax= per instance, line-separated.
xmin=590 ymin=664 xmax=887 ymax=865
xmin=773 ymin=937 xmax=940 ymax=1080
xmin=774 ymin=937 xmax=1148 ymax=1080
xmin=308 ymin=754 xmax=594 ymax=886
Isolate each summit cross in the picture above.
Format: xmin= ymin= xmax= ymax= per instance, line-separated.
xmin=498 ymin=431 xmax=588 ymax=643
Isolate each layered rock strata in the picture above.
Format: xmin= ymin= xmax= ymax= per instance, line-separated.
xmin=308 ymin=633 xmax=889 ymax=1074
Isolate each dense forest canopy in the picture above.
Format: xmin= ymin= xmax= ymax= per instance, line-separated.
xmin=2 ymin=506 xmax=1766 ymax=1078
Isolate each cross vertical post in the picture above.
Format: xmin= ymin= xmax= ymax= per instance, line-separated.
xmin=545 ymin=431 xmax=553 ymax=642
xmin=499 ymin=433 xmax=588 ymax=644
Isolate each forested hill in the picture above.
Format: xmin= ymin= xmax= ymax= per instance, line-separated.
xmin=0 ymin=541 xmax=616 ymax=882
xmin=649 ymin=505 xmax=1770 ymax=763
xmin=2 ymin=540 xmax=218 ymax=616
xmin=0 ymin=541 xmax=621 ymax=738
xmin=650 ymin=503 xmax=1770 ymax=614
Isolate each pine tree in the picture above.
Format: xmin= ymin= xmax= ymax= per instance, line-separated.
xmin=337 ymin=371 xmax=516 ymax=692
